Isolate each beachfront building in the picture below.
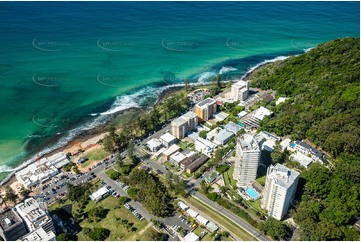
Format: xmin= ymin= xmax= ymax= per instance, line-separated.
xmin=261 ymin=164 xmax=300 ymax=220
xmin=194 ymin=138 xmax=217 ymax=156
xmin=230 ymin=80 xmax=249 ymax=101
xmin=15 ymin=160 xmax=59 ymax=189
xmin=45 ymin=152 xmax=70 ymax=169
xmin=233 ymin=134 xmax=260 ymax=187
xmin=171 ymin=111 xmax=198 ymax=139
xmin=160 ymin=132 xmax=177 ymax=148
xmin=0 ymin=209 xmax=28 ymax=241
xmin=14 ymin=198 xmax=55 ymax=236
xmin=195 ymin=98 xmax=217 ymax=122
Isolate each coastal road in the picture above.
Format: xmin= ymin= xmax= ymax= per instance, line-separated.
xmin=191 ymin=191 xmax=269 ymax=241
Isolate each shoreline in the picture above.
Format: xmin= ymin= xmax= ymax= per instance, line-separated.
xmin=0 ymin=55 xmax=287 ymax=187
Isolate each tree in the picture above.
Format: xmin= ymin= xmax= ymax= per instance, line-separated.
xmin=270 ymin=142 xmax=285 ymax=164
xmin=102 ymin=134 xmax=115 ymax=152
xmin=148 ymin=229 xmax=168 ymax=241
xmin=207 ymin=192 xmax=219 ymax=201
xmin=184 ymin=79 xmax=189 ymax=92
xmin=199 ymin=130 xmax=208 ymax=139
xmin=118 ymin=196 xmax=129 ymax=205
xmin=88 ymin=227 xmax=110 ymax=241
xmin=260 ymin=218 xmax=292 ymax=240
xmin=56 ymin=233 xmax=69 ymax=241
xmin=5 ymin=187 xmax=18 ymax=205
xmin=0 ymin=192 xmax=8 ymax=207
xmin=19 ymin=187 xmax=30 ymax=199
xmin=127 ymin=187 xmax=139 ymax=199
xmin=116 ymin=153 xmax=124 ymax=167
xmin=88 ymin=207 xmax=107 ymax=220
xmin=219 ymin=186 xmax=228 ymax=197
xmin=127 ymin=142 xmax=135 ymax=161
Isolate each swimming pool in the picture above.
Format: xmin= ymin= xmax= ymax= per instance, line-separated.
xmin=290 ymin=143 xmax=296 ymax=148
xmin=245 ymin=187 xmax=260 ymax=200
xmin=237 ymin=122 xmax=245 ymax=127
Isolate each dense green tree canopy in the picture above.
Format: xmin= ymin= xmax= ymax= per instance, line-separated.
xmin=251 ymin=37 xmax=359 ymax=158
xmin=250 ymin=37 xmax=359 ymax=241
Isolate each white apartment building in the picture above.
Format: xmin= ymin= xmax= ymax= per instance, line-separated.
xmin=231 ymin=80 xmax=250 ymax=101
xmin=14 ymin=198 xmax=55 ymax=235
xmin=261 ymin=164 xmax=300 ymax=220
xmin=233 ymin=134 xmax=260 ymax=187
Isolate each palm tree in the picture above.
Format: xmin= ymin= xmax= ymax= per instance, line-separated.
xmin=220 ymin=186 xmax=229 ymax=197
xmin=5 ymin=187 xmax=18 ymax=206
xmin=184 ymin=79 xmax=189 ymax=92
xmin=0 ymin=192 xmax=8 ymax=207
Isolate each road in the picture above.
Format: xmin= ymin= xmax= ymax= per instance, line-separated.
xmin=191 ymin=192 xmax=269 ymax=241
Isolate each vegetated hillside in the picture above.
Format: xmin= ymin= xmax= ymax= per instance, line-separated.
xmin=250 ymin=37 xmax=360 ymax=240
xmin=251 ymin=37 xmax=359 ymax=158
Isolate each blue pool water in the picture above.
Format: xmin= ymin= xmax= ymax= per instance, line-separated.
xmin=237 ymin=122 xmax=245 ymax=127
xmin=245 ymin=187 xmax=260 ymax=200
xmin=290 ymin=143 xmax=296 ymax=148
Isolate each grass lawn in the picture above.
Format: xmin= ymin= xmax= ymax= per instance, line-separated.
xmin=80 ymin=196 xmax=149 ymax=241
xmin=248 ymin=199 xmax=267 ymax=215
xmin=223 ymin=166 xmax=237 ymax=189
xmin=202 ymin=232 xmax=212 ymax=241
xmin=80 ymin=148 xmax=110 ymax=168
xmin=184 ymin=197 xmax=255 ymax=241
xmin=255 ymin=175 xmax=266 ymax=186
xmin=178 ymin=141 xmax=191 ymax=150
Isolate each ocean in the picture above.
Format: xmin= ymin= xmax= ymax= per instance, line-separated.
xmin=0 ymin=1 xmax=359 ymax=180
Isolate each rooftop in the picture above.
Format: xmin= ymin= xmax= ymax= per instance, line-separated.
xmin=196 ymin=97 xmax=216 ymax=107
xmin=0 ymin=209 xmax=23 ymax=231
xmin=185 ymin=155 xmax=209 ymax=171
xmin=90 ymin=186 xmax=109 ymax=201
xmin=253 ymin=106 xmax=273 ymax=121
xmin=20 ymin=227 xmax=55 ymax=241
xmin=182 ymin=111 xmax=198 ymax=119
xmin=238 ymin=110 xmax=248 ymax=118
xmin=163 ymin=144 xmax=180 ymax=156
xmin=276 ymin=97 xmax=289 ymax=105
xmin=183 ymin=232 xmax=199 ymax=241
xmin=160 ymin=132 xmax=177 ymax=143
xmin=232 ymin=80 xmax=248 ymax=88
xmin=224 ymin=121 xmax=242 ymax=134
xmin=170 ymin=152 xmax=187 ymax=163
xmin=172 ymin=116 xmax=189 ymax=126
xmin=214 ymin=129 xmax=234 ymax=143
xmin=267 ymin=163 xmax=300 ymax=189
xmin=214 ymin=112 xmax=229 ymax=121
xmin=238 ymin=134 xmax=260 ymax=151
xmin=146 ymin=138 xmax=162 ymax=148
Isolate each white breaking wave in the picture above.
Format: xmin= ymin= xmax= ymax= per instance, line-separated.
xmin=0 ymin=165 xmax=16 ymax=173
xmin=219 ymin=66 xmax=237 ymax=75
xmin=197 ymin=71 xmax=216 ymax=83
xmin=239 ymin=55 xmax=290 ymax=80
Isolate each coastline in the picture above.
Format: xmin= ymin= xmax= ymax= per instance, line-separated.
xmin=0 ymin=56 xmax=287 ymax=187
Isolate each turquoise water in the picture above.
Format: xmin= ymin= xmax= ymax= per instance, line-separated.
xmin=0 ymin=1 xmax=359 ymax=177
xmin=245 ymin=187 xmax=260 ymax=200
